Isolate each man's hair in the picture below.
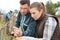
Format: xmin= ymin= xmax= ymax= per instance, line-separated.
xmin=20 ymin=0 xmax=30 ymax=6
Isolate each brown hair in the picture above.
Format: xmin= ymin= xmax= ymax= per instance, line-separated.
xmin=30 ymin=2 xmax=45 ymax=12
xmin=20 ymin=0 xmax=30 ymax=6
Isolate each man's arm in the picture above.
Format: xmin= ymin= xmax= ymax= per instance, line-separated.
xmin=22 ymin=18 xmax=36 ymax=36
xmin=12 ymin=17 xmax=36 ymax=37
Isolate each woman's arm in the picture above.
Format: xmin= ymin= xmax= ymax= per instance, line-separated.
xmin=43 ymin=17 xmax=57 ymax=40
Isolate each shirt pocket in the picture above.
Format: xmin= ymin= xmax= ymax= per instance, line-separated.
xmin=23 ymin=23 xmax=28 ymax=31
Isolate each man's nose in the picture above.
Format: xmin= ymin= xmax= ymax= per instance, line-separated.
xmin=21 ymin=9 xmax=25 ymax=12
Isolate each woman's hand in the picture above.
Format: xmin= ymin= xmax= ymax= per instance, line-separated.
xmin=17 ymin=36 xmax=28 ymax=40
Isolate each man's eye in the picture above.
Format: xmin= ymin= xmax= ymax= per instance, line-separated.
xmin=24 ymin=8 xmax=27 ymax=9
xmin=20 ymin=8 xmax=22 ymax=9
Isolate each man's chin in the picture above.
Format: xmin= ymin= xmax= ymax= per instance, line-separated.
xmin=21 ymin=14 xmax=27 ymax=16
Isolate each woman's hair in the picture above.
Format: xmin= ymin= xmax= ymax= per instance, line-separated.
xmin=30 ymin=2 xmax=45 ymax=12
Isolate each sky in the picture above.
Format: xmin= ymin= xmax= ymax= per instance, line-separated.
xmin=0 ymin=0 xmax=60 ymax=11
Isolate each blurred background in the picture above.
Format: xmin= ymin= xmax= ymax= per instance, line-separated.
xmin=0 ymin=0 xmax=60 ymax=40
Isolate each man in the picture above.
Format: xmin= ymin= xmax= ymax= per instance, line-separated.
xmin=12 ymin=0 xmax=36 ymax=37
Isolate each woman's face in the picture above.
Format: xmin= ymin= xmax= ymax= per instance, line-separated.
xmin=30 ymin=7 xmax=43 ymax=20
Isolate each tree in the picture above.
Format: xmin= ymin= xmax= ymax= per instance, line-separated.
xmin=54 ymin=2 xmax=60 ymax=8
xmin=46 ymin=1 xmax=56 ymax=15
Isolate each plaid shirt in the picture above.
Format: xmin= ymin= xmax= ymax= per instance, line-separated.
xmin=27 ymin=17 xmax=57 ymax=40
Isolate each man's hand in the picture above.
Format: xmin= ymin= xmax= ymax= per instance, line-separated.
xmin=13 ymin=26 xmax=22 ymax=37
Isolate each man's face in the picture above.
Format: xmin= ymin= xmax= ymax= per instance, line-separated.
xmin=20 ymin=4 xmax=29 ymax=16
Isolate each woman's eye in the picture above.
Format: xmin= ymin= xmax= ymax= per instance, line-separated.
xmin=32 ymin=12 xmax=35 ymax=14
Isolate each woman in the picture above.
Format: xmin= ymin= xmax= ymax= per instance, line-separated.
xmin=17 ymin=2 xmax=60 ymax=40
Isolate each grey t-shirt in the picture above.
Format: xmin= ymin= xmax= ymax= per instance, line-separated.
xmin=20 ymin=16 xmax=26 ymax=31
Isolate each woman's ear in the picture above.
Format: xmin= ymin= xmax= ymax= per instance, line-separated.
xmin=39 ymin=9 xmax=43 ymax=14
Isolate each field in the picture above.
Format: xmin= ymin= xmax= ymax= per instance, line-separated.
xmin=0 ymin=16 xmax=60 ymax=40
